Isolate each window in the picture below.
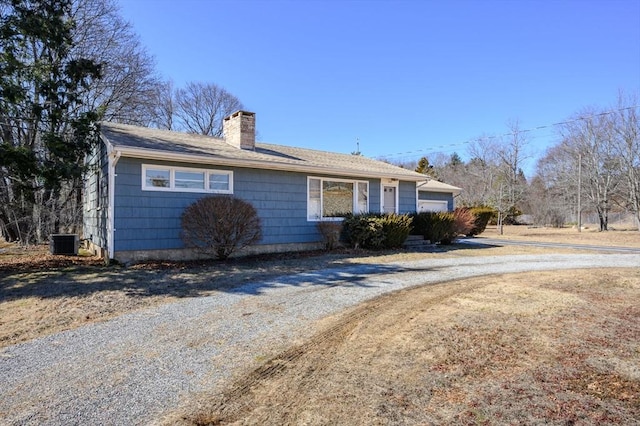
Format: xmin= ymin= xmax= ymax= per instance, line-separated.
xmin=323 ymin=180 xmax=353 ymax=217
xmin=209 ymin=172 xmax=230 ymax=192
xmin=175 ymin=170 xmax=205 ymax=190
xmin=308 ymin=177 xmax=368 ymax=221
xmin=146 ymin=168 xmax=170 ymax=188
xmin=142 ymin=165 xmax=233 ymax=193
xmin=357 ymin=182 xmax=368 ymax=214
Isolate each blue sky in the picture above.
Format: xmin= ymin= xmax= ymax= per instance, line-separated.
xmin=118 ymin=0 xmax=640 ymax=176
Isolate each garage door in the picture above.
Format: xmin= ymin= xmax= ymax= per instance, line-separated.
xmin=418 ymin=200 xmax=448 ymax=213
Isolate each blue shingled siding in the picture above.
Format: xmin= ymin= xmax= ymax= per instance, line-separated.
xmin=113 ymin=159 xmax=210 ymax=251
xmin=399 ymin=181 xmax=418 ymax=213
xmin=83 ymin=142 xmax=109 ymax=249
xmin=111 ymin=158 xmax=398 ymax=252
xmin=235 ymin=168 xmax=314 ymax=245
xmin=418 ymin=190 xmax=455 ymax=211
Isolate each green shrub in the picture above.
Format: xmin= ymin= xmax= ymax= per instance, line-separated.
xmin=412 ymin=211 xmax=456 ymax=244
xmin=467 ymin=206 xmax=495 ymax=236
xmin=342 ymin=213 xmax=412 ymax=250
xmin=343 ymin=214 xmax=383 ymax=249
xmin=379 ymin=213 xmax=413 ymax=248
xmin=433 ymin=212 xmax=457 ymax=244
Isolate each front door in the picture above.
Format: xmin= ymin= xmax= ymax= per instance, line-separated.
xmin=383 ymin=186 xmax=396 ymax=213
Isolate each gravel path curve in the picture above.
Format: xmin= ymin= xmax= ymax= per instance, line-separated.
xmin=1 ymin=253 xmax=639 ymax=425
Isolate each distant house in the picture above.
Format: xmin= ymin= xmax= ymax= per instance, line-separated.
xmin=83 ymin=111 xmax=461 ymax=262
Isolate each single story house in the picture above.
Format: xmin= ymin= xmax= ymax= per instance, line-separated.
xmin=83 ymin=111 xmax=461 ymax=262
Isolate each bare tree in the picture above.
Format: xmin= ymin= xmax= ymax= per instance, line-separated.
xmin=149 ymin=80 xmax=176 ymax=130
xmin=464 ymin=137 xmax=501 ymax=208
xmin=433 ymin=126 xmax=528 ymax=233
xmin=532 ymin=143 xmax=579 ymax=227
xmin=430 ymin=152 xmax=490 ymax=207
xmin=493 ymin=121 xmax=529 ymax=233
xmin=70 ymin=0 xmax=161 ymax=125
xmin=174 ymin=82 xmax=244 ymax=137
xmin=610 ymin=93 xmax=640 ymax=230
xmin=559 ymin=109 xmax=623 ymax=231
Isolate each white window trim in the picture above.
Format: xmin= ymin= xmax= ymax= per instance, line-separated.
xmin=142 ymin=164 xmax=233 ymax=194
xmin=307 ymin=176 xmax=369 ymax=222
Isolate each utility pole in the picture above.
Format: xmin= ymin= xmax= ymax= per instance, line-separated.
xmin=577 ymin=154 xmax=582 ymax=232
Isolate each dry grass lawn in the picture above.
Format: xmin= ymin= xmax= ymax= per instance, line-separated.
xmin=175 ymin=268 xmax=640 ymax=425
xmin=481 ymin=224 xmax=640 ymax=247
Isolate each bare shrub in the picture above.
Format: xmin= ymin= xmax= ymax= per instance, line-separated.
xmin=181 ymin=196 xmax=261 ymax=260
xmin=317 ymin=221 xmax=342 ymax=250
xmin=453 ymin=208 xmax=476 ymax=237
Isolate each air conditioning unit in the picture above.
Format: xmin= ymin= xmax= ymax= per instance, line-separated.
xmin=50 ymin=234 xmax=79 ymax=255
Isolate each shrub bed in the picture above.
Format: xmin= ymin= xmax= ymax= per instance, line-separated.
xmin=342 ymin=213 xmax=412 ymax=250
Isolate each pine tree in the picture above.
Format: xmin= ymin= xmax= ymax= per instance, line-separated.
xmin=415 ymin=156 xmax=437 ymax=178
xmin=1 ymin=0 xmax=102 ymax=242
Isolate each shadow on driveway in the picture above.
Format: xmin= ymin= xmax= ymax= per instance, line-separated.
xmin=0 ymin=247 xmax=461 ymax=302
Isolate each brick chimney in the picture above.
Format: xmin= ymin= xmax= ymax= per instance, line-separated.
xmin=223 ymin=111 xmax=255 ymax=150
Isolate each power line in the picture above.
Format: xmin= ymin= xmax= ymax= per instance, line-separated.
xmin=374 ymin=105 xmax=640 ymax=160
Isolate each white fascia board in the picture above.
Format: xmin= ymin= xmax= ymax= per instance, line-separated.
xmin=114 ymin=146 xmax=428 ymax=182
xmin=418 ymin=187 xmax=463 ymax=196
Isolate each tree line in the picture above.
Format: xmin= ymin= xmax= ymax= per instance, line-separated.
xmin=401 ymin=93 xmax=639 ymax=232
xmin=0 ymin=0 xmax=244 ymax=243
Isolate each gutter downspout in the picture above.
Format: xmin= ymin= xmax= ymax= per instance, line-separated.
xmin=107 ymin=149 xmax=121 ymax=261
xmin=415 ymin=177 xmax=431 ymax=190
xmin=416 ymin=178 xmax=431 ymax=212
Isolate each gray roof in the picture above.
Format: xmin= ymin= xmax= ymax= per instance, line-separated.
xmin=417 ymin=179 xmax=462 ymax=195
xmin=101 ymin=122 xmax=431 ymax=182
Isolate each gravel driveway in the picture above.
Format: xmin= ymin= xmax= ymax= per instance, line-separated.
xmin=1 ymin=252 xmax=639 ymax=425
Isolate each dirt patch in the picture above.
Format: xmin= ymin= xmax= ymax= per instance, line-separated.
xmin=173 ymin=268 xmax=640 ymax=425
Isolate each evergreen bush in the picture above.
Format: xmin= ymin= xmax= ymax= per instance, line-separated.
xmin=467 ymin=206 xmax=495 ymax=236
xmin=412 ymin=211 xmax=456 ymax=244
